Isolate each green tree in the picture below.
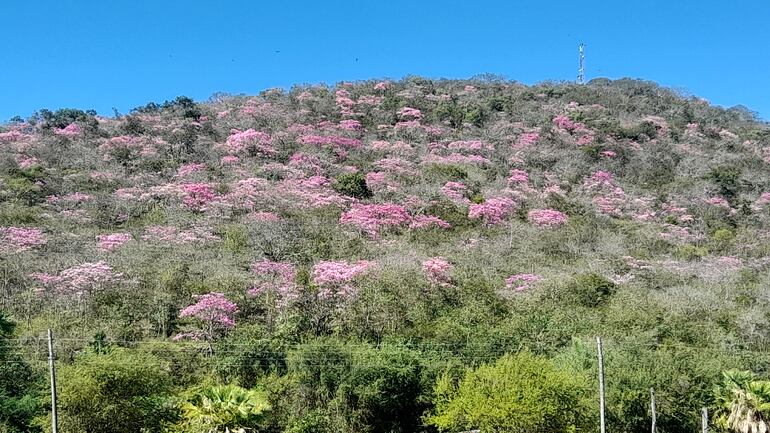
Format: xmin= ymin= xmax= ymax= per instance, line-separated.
xmin=42 ymin=348 xmax=177 ymax=433
xmin=427 ymin=352 xmax=591 ymax=433
xmin=0 ymin=313 xmax=41 ymax=433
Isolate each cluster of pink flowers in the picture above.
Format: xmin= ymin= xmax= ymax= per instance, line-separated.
xmin=365 ymin=172 xmax=399 ymax=193
xmin=0 ymin=227 xmax=47 ymax=253
xmin=339 ymin=119 xmax=362 ymax=131
xmin=409 ymin=215 xmax=451 ymax=230
xmin=53 ymin=123 xmax=82 ymax=138
xmin=312 ymin=260 xmax=375 ymax=299
xmin=447 ymin=140 xmax=493 ymax=153
xmin=180 ymin=183 xmax=216 ymax=211
xmin=16 ymin=155 xmax=39 ymax=169
xmin=340 ymin=203 xmax=411 ymax=238
xmin=752 ymin=192 xmax=770 ymax=211
xmin=176 ymin=162 xmax=207 ymax=177
xmin=179 ymin=292 xmax=238 ymax=329
xmin=423 ymin=153 xmax=490 ymax=166
xmin=468 ymin=197 xmax=516 ymax=225
xmin=142 ymin=226 xmax=219 ymax=244
xmin=422 ymin=257 xmax=453 ymax=286
xmin=515 ymin=131 xmax=540 ymax=148
xmin=249 ymin=259 xmax=298 ymax=308
xmin=96 ymin=233 xmax=133 ymax=251
xmin=507 ymin=169 xmax=529 ymax=186
xmin=441 ymin=182 xmax=471 ymax=205
xmin=552 ymin=115 xmax=582 ymax=132
xmin=398 ymin=107 xmax=422 ymax=119
xmin=0 ymin=130 xmax=25 ymax=142
xmin=221 ymin=129 xmax=275 ymax=156
xmin=299 ymin=135 xmax=363 ymax=149
xmin=49 ymin=261 xmax=123 ymax=297
xmin=527 ymin=209 xmax=568 ymax=228
xmin=374 ymin=81 xmax=390 ymax=90
xmin=504 ymin=274 xmax=543 ymax=292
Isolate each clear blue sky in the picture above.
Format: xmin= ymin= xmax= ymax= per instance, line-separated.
xmin=1 ymin=0 xmax=768 ymax=121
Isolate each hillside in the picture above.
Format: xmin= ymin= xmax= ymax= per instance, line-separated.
xmin=2 ymin=77 xmax=770 ymax=433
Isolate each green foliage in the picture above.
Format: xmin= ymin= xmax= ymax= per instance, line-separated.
xmin=44 ymin=348 xmax=177 ymax=433
xmin=333 ymin=172 xmax=373 ymax=199
xmin=708 ymin=166 xmax=742 ymax=200
xmin=563 ymin=273 xmax=618 ymax=308
xmin=713 ymin=370 xmax=770 ymax=433
xmin=427 ymin=351 xmax=591 ymax=433
xmin=178 ymin=384 xmax=270 ymax=433
xmin=0 ymin=314 xmax=41 ymax=433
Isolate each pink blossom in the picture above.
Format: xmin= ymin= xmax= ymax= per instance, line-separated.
xmin=398 ymin=107 xmax=422 ymax=120
xmin=441 ymin=182 xmax=471 ymax=205
xmin=600 ymin=150 xmax=617 ymax=158
xmin=15 ymin=155 xmax=39 ymax=169
xmin=54 ymin=261 xmax=123 ymax=297
xmin=515 ymin=132 xmax=540 ymax=148
xmin=409 ymin=215 xmax=451 ymax=230
xmin=180 ymin=183 xmax=216 ymax=211
xmin=0 ymin=130 xmax=25 ymax=142
xmin=312 ymin=260 xmax=375 ymax=299
xmin=507 ymin=169 xmax=529 ymax=186
xmin=176 ymin=162 xmax=206 ymax=177
xmin=374 ymin=81 xmax=390 ymax=90
xmin=468 ymin=197 xmax=516 ymax=225
xmin=505 ymin=274 xmax=543 ymax=292
xmin=220 ymin=155 xmax=241 ymax=165
xmin=340 ymin=203 xmax=411 ymax=238
xmin=249 ymin=259 xmax=298 ymax=308
xmin=0 ymin=227 xmax=47 ymax=253
xmin=299 ymin=135 xmax=362 ymax=149
xmin=339 ymin=119 xmax=362 ymax=131
xmin=180 ymin=292 xmax=238 ymax=329
xmin=96 ymin=233 xmax=133 ymax=251
xmin=142 ymin=226 xmax=219 ymax=244
xmin=527 ymin=209 xmax=568 ymax=228
xmin=423 ymin=257 xmax=453 ymax=286
xmin=54 ymin=123 xmax=82 ymax=138
xmin=221 ymin=129 xmax=275 ymax=156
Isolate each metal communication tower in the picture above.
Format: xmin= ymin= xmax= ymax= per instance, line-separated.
xmin=577 ymin=43 xmax=585 ymax=84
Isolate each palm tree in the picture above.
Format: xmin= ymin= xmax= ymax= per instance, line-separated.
xmin=180 ymin=384 xmax=271 ymax=433
xmin=715 ymin=370 xmax=770 ymax=433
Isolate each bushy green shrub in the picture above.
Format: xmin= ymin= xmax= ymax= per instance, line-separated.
xmin=563 ymin=273 xmax=618 ymax=308
xmin=333 ymin=172 xmax=373 ymax=199
xmin=427 ymin=351 xmax=592 ymax=433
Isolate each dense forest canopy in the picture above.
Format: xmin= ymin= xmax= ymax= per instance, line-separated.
xmin=2 ymin=77 xmax=770 ymax=432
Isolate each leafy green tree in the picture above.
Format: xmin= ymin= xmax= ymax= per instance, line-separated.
xmin=0 ymin=313 xmax=41 ymax=433
xmin=427 ymin=351 xmax=592 ymax=433
xmin=178 ymin=384 xmax=270 ymax=433
xmin=43 ymin=348 xmax=177 ymax=433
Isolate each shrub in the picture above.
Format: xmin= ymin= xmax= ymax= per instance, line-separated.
xmin=45 ymin=348 xmax=177 ymax=433
xmin=563 ymin=273 xmax=618 ymax=308
xmin=427 ymin=351 xmax=591 ymax=433
xmin=333 ymin=172 xmax=373 ymax=199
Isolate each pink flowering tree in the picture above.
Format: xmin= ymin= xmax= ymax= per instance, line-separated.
xmin=249 ymin=259 xmax=298 ymax=326
xmin=527 ymin=209 xmax=568 ymax=228
xmin=468 ymin=198 xmax=516 ymax=225
xmin=422 ymin=257 xmax=453 ymax=287
xmin=504 ymin=274 xmax=543 ymax=293
xmin=339 ymin=203 xmax=411 ymax=238
xmin=177 ymin=292 xmax=238 ymax=354
xmin=311 ymin=260 xmax=374 ymax=300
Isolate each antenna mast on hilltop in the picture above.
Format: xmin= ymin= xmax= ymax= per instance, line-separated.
xmin=577 ymin=43 xmax=585 ymax=84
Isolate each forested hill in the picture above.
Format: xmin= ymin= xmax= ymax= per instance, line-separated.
xmin=2 ymin=77 xmax=770 ymax=433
